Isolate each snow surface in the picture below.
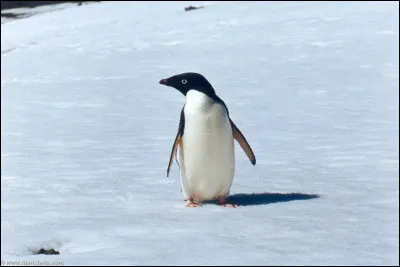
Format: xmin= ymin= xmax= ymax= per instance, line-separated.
xmin=1 ymin=1 xmax=399 ymax=265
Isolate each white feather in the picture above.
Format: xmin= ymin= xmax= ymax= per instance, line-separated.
xmin=178 ymin=90 xmax=235 ymax=202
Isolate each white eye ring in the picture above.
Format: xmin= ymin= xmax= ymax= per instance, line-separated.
xmin=181 ymin=79 xmax=187 ymax=84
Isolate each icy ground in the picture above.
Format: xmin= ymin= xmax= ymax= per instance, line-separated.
xmin=1 ymin=1 xmax=399 ymax=265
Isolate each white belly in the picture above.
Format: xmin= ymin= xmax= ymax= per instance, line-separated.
xmin=178 ymin=90 xmax=235 ymax=202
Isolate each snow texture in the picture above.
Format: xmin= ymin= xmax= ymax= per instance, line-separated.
xmin=1 ymin=1 xmax=399 ymax=266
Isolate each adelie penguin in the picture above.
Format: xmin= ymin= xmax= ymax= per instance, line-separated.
xmin=159 ymin=72 xmax=256 ymax=208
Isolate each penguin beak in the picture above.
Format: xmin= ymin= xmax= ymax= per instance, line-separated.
xmin=159 ymin=78 xmax=168 ymax=85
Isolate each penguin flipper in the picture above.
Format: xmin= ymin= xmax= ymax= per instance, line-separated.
xmin=230 ymin=119 xmax=256 ymax=165
xmin=167 ymin=106 xmax=185 ymax=177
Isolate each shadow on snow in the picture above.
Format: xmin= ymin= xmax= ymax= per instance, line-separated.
xmin=226 ymin=192 xmax=320 ymax=206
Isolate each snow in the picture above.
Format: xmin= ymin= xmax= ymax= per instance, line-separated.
xmin=1 ymin=1 xmax=399 ymax=265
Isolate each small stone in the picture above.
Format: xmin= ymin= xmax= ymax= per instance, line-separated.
xmin=184 ymin=5 xmax=204 ymax=12
xmin=35 ymin=248 xmax=60 ymax=255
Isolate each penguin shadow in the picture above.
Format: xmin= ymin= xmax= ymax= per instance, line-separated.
xmin=226 ymin=192 xmax=320 ymax=206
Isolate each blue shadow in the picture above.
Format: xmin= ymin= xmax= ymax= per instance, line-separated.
xmin=226 ymin=192 xmax=320 ymax=206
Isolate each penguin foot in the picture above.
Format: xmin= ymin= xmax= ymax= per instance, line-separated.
xmin=186 ymin=202 xmax=202 ymax=207
xmin=219 ymin=203 xmax=237 ymax=208
xmin=185 ymin=197 xmax=202 ymax=207
xmin=218 ymin=197 xmax=237 ymax=208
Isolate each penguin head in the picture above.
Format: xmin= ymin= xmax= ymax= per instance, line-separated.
xmin=159 ymin=72 xmax=216 ymax=97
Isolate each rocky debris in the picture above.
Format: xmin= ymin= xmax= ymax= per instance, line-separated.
xmin=1 ymin=12 xmax=26 ymax=18
xmin=1 ymin=1 xmax=100 ymax=11
xmin=33 ymin=248 xmax=60 ymax=255
xmin=184 ymin=5 xmax=204 ymax=12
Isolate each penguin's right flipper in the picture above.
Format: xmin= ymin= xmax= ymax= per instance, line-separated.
xmin=167 ymin=105 xmax=185 ymax=177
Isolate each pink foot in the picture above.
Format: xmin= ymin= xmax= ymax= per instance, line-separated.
xmin=185 ymin=197 xmax=202 ymax=207
xmin=186 ymin=202 xmax=202 ymax=207
xmin=218 ymin=197 xmax=238 ymax=208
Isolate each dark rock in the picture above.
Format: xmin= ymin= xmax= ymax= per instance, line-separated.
xmin=184 ymin=5 xmax=204 ymax=12
xmin=1 ymin=12 xmax=26 ymax=18
xmin=34 ymin=248 xmax=60 ymax=255
xmin=1 ymin=1 xmax=100 ymax=11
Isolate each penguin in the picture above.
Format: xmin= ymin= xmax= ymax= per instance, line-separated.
xmin=159 ymin=72 xmax=256 ymax=207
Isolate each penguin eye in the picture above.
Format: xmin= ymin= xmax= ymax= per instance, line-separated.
xmin=181 ymin=79 xmax=187 ymax=85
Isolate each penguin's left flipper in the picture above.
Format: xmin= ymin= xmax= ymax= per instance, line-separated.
xmin=230 ymin=119 xmax=256 ymax=165
xmin=167 ymin=105 xmax=185 ymax=177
